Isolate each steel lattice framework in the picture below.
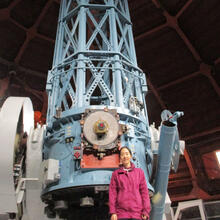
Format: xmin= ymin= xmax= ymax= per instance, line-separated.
xmin=46 ymin=0 xmax=147 ymax=125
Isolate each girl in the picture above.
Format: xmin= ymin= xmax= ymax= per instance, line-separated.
xmin=109 ymin=147 xmax=151 ymax=220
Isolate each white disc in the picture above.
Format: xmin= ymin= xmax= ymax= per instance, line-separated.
xmin=83 ymin=111 xmax=119 ymax=146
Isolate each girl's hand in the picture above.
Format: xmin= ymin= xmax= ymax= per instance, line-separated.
xmin=111 ymin=214 xmax=117 ymax=220
xmin=142 ymin=214 xmax=148 ymax=219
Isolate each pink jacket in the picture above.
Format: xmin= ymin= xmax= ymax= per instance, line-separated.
xmin=109 ymin=163 xmax=151 ymax=219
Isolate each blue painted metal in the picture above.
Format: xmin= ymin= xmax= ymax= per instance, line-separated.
xmin=43 ymin=0 xmax=183 ymax=219
xmin=150 ymin=112 xmax=184 ymax=220
xmin=45 ymin=0 xmax=151 ymax=188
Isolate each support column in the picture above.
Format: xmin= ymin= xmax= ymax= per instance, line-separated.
xmin=109 ymin=0 xmax=124 ymax=108
xmin=76 ymin=3 xmax=86 ymax=107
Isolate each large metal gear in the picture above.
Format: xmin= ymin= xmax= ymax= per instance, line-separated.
xmin=0 ymin=97 xmax=58 ymax=220
xmin=0 ymin=97 xmax=34 ymax=214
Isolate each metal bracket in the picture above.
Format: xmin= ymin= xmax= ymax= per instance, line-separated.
xmin=174 ymin=199 xmax=207 ymax=220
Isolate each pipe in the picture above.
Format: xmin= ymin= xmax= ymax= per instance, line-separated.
xmin=150 ymin=121 xmax=177 ymax=220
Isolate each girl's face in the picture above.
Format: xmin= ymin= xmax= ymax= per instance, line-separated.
xmin=120 ymin=148 xmax=132 ymax=166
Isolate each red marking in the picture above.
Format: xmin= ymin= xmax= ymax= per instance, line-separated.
xmin=81 ymin=154 xmax=119 ymax=169
xmin=74 ymin=152 xmax=80 ymax=159
xmin=74 ymin=146 xmax=81 ymax=150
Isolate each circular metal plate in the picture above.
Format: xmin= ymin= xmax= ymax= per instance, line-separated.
xmin=83 ymin=111 xmax=119 ymax=146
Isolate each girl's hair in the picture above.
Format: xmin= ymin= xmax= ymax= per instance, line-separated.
xmin=119 ymin=146 xmax=132 ymax=156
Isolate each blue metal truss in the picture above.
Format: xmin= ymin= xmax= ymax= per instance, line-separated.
xmin=46 ymin=0 xmax=147 ymax=126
